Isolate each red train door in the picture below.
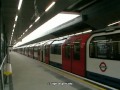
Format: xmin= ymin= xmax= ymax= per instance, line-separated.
xmin=62 ymin=34 xmax=91 ymax=77
xmin=72 ymin=38 xmax=85 ymax=76
xmin=62 ymin=40 xmax=72 ymax=72
xmin=45 ymin=45 xmax=50 ymax=64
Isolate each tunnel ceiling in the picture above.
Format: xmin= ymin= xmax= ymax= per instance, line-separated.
xmin=2 ymin=0 xmax=120 ymax=46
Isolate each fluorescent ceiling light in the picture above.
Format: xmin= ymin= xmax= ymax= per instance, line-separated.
xmin=15 ymin=15 xmax=18 ymax=21
xmin=35 ymin=17 xmax=40 ymax=22
xmin=14 ymin=13 xmax=80 ymax=47
xmin=45 ymin=1 xmax=55 ymax=12
xmin=13 ymin=24 xmax=16 ymax=28
xmin=108 ymin=20 xmax=120 ymax=26
xmin=12 ymin=28 xmax=15 ymax=32
xmin=18 ymin=0 xmax=23 ymax=10
xmin=25 ymin=29 xmax=28 ymax=32
xmin=29 ymin=24 xmax=33 ymax=28
xmin=83 ymin=30 xmax=92 ymax=33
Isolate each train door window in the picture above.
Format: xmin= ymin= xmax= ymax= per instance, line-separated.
xmin=89 ymin=33 xmax=120 ymax=60
xmin=73 ymin=40 xmax=80 ymax=60
xmin=65 ymin=44 xmax=71 ymax=59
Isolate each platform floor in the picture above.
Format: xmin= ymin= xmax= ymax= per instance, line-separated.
xmin=9 ymin=52 xmax=99 ymax=90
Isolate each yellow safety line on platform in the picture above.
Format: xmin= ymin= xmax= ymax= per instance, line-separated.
xmin=41 ymin=62 xmax=106 ymax=90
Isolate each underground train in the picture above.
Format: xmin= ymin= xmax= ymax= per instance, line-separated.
xmin=13 ymin=26 xmax=120 ymax=89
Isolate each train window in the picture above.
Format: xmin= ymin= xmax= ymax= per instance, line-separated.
xmin=34 ymin=47 xmax=38 ymax=52
xmin=65 ymin=44 xmax=71 ymax=59
xmin=51 ymin=44 xmax=55 ymax=54
xmin=89 ymin=33 xmax=120 ymax=60
xmin=51 ymin=44 xmax=61 ymax=55
xmin=73 ymin=40 xmax=80 ymax=60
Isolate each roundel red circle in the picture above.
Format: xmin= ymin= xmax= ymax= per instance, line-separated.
xmin=99 ymin=62 xmax=107 ymax=72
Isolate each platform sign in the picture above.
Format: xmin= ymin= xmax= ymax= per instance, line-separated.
xmin=99 ymin=62 xmax=107 ymax=72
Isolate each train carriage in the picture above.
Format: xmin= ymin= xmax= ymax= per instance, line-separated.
xmin=50 ymin=39 xmax=67 ymax=68
xmin=86 ymin=28 xmax=120 ymax=88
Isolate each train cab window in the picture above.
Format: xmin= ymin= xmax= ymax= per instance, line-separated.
xmin=90 ymin=33 xmax=120 ymax=60
xmin=65 ymin=44 xmax=71 ymax=59
xmin=73 ymin=40 xmax=80 ymax=60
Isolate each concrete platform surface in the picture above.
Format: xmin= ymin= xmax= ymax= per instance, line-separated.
xmin=10 ymin=52 xmax=94 ymax=90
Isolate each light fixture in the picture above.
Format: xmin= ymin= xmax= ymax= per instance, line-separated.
xmin=25 ymin=29 xmax=28 ymax=32
xmin=18 ymin=0 xmax=23 ymax=10
xmin=13 ymin=24 xmax=16 ymax=28
xmin=12 ymin=28 xmax=15 ymax=32
xmin=14 ymin=13 xmax=80 ymax=47
xmin=35 ymin=17 xmax=40 ymax=22
xmin=45 ymin=1 xmax=56 ymax=12
xmin=29 ymin=24 xmax=33 ymax=28
xmin=10 ymin=0 xmax=23 ymax=45
xmin=15 ymin=15 xmax=18 ymax=21
xmin=108 ymin=20 xmax=120 ymax=26
xmin=83 ymin=30 xmax=92 ymax=33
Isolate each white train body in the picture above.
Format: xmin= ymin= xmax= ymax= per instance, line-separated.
xmin=86 ymin=29 xmax=120 ymax=87
xmin=50 ymin=39 xmax=66 ymax=68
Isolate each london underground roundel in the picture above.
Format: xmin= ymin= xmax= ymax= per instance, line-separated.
xmin=99 ymin=62 xmax=107 ymax=72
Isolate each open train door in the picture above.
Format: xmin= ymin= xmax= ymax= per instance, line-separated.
xmin=62 ymin=33 xmax=91 ymax=76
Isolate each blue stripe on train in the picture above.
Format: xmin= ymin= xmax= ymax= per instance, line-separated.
xmin=49 ymin=61 xmax=62 ymax=69
xmin=86 ymin=71 xmax=120 ymax=89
